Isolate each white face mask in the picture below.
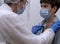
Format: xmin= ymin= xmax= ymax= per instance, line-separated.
xmin=40 ymin=8 xmax=50 ymax=19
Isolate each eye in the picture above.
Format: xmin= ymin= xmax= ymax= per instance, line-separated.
xmin=41 ymin=4 xmax=48 ymax=8
xmin=43 ymin=5 xmax=48 ymax=8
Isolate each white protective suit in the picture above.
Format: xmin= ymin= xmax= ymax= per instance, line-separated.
xmin=0 ymin=3 xmax=55 ymax=44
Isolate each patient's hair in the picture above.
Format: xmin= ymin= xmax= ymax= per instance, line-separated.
xmin=40 ymin=0 xmax=60 ymax=12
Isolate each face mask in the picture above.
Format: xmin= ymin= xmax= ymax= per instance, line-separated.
xmin=17 ymin=7 xmax=25 ymax=14
xmin=40 ymin=8 xmax=50 ymax=19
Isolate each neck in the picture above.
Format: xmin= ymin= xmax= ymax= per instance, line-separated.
xmin=44 ymin=14 xmax=55 ymax=30
xmin=46 ymin=14 xmax=55 ymax=23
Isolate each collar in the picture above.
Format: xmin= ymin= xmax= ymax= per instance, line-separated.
xmin=39 ymin=15 xmax=59 ymax=26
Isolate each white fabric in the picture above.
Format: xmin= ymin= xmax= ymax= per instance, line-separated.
xmin=0 ymin=0 xmax=4 ymax=6
xmin=55 ymin=8 xmax=60 ymax=19
xmin=0 ymin=3 xmax=55 ymax=44
xmin=19 ymin=0 xmax=44 ymax=30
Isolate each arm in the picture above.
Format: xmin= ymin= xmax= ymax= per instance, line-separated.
xmin=0 ymin=15 xmax=55 ymax=44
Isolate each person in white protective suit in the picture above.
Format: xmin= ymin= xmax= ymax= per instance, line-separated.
xmin=0 ymin=0 xmax=60 ymax=44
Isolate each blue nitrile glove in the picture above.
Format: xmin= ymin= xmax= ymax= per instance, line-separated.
xmin=50 ymin=21 xmax=60 ymax=32
xmin=32 ymin=25 xmax=43 ymax=34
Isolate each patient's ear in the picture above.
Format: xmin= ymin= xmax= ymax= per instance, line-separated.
xmin=53 ymin=6 xmax=57 ymax=13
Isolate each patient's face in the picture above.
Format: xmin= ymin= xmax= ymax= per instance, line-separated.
xmin=40 ymin=3 xmax=57 ymax=17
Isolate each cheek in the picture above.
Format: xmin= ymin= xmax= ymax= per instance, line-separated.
xmin=49 ymin=9 xmax=53 ymax=15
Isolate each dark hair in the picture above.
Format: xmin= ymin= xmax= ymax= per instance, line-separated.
xmin=7 ymin=3 xmax=12 ymax=6
xmin=20 ymin=0 xmax=27 ymax=4
xmin=20 ymin=0 xmax=25 ymax=4
xmin=40 ymin=0 xmax=60 ymax=12
xmin=20 ymin=0 xmax=24 ymax=2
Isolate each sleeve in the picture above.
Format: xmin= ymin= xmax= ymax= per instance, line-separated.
xmin=0 ymin=15 xmax=55 ymax=44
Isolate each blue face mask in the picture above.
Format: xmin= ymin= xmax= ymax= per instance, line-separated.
xmin=40 ymin=8 xmax=50 ymax=19
xmin=17 ymin=7 xmax=25 ymax=14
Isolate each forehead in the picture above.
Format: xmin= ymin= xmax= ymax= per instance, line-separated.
xmin=41 ymin=3 xmax=51 ymax=6
xmin=40 ymin=3 xmax=52 ymax=8
xmin=40 ymin=3 xmax=51 ymax=7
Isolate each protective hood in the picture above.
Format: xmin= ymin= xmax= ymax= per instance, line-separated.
xmin=0 ymin=0 xmax=4 ymax=6
xmin=0 ymin=4 xmax=13 ymax=17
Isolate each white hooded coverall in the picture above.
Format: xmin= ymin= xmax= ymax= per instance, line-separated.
xmin=0 ymin=3 xmax=55 ymax=44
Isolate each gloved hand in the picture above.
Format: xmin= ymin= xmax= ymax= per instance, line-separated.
xmin=50 ymin=21 xmax=60 ymax=32
xmin=32 ymin=25 xmax=44 ymax=34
